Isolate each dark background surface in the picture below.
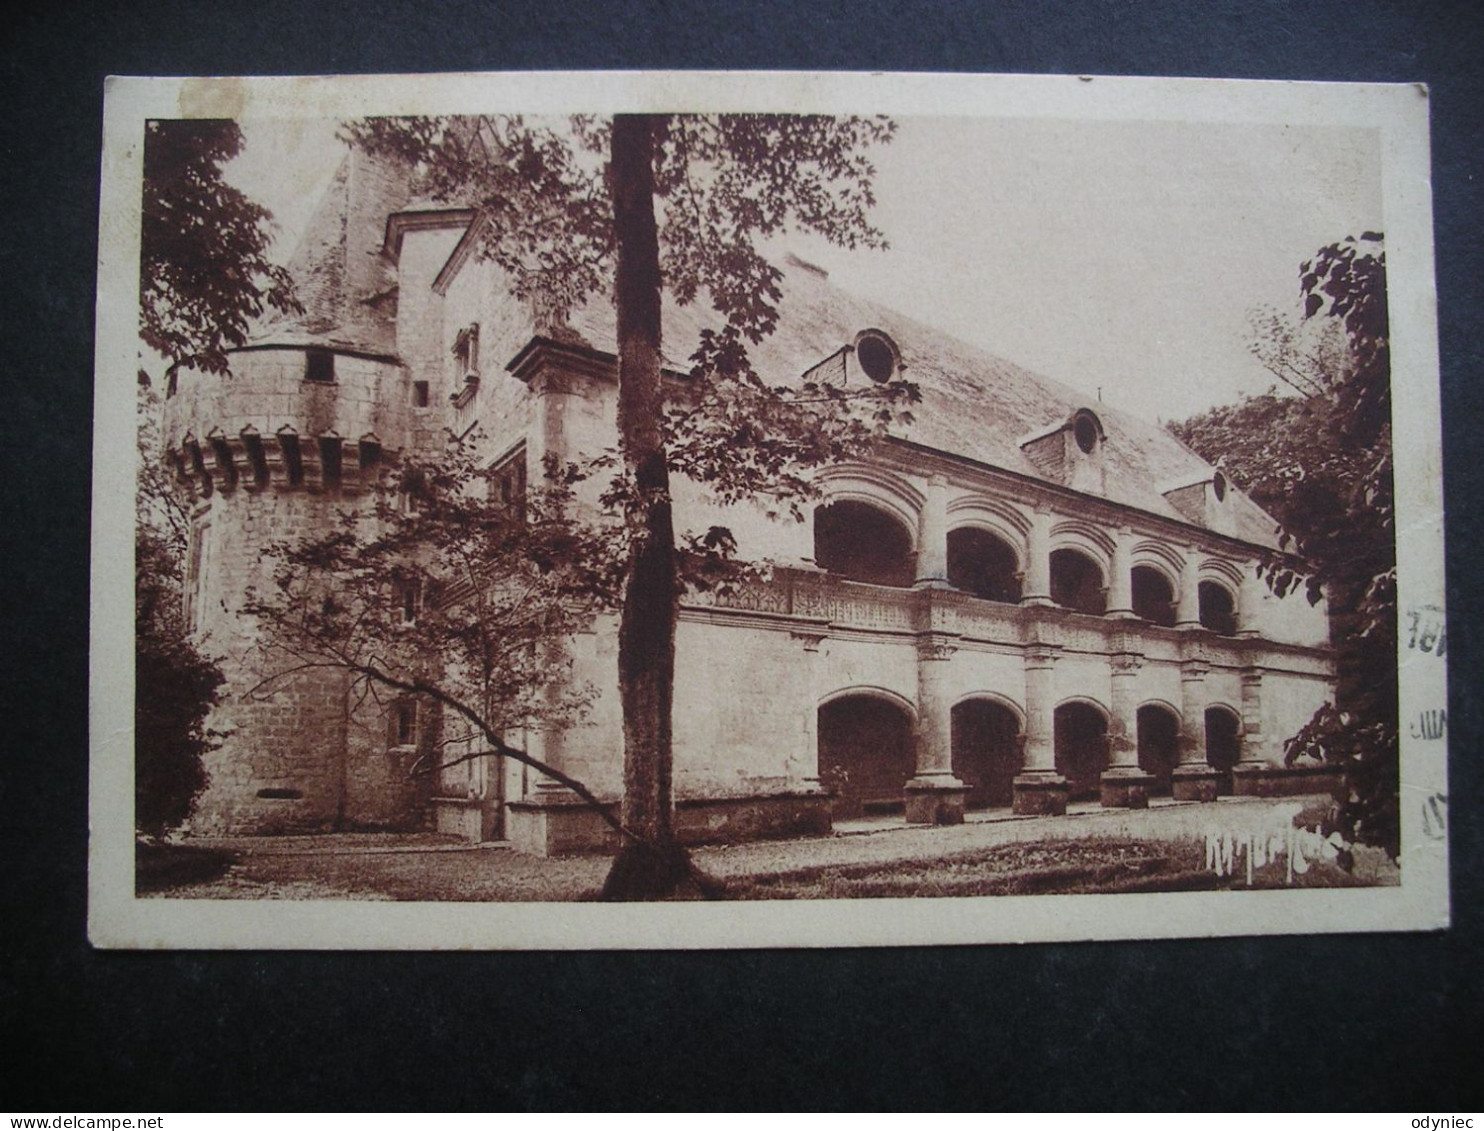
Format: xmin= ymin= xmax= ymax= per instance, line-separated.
xmin=2 ymin=0 xmax=1480 ymax=1111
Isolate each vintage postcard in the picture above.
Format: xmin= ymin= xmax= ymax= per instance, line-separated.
xmin=90 ymin=71 xmax=1447 ymax=948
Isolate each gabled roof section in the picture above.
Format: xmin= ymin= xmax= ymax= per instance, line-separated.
xmin=248 ymin=148 xmax=415 ymax=358
xmin=550 ymin=260 xmax=1282 ymax=548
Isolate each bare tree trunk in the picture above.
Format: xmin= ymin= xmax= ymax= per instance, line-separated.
xmin=601 ymin=113 xmax=690 ymax=900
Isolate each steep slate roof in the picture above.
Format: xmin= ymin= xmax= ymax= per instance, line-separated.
xmin=248 ymin=150 xmax=1279 ymax=550
xmin=557 ymin=257 xmax=1282 ymax=549
xmin=249 ymin=150 xmax=409 ymax=356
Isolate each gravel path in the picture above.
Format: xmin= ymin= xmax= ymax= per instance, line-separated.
xmin=151 ymin=796 xmax=1341 ymax=901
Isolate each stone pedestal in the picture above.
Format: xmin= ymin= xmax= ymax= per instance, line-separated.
xmin=1171 ymin=764 xmax=1222 ymax=803
xmin=1230 ymin=763 xmax=1272 ymax=797
xmin=1012 ymin=772 xmax=1069 ymax=816
xmin=505 ymin=790 xmax=620 ymax=856
xmin=1230 ymin=763 xmax=1343 ymax=798
xmin=904 ymin=776 xmax=969 ymax=825
xmin=1099 ymin=768 xmax=1157 ymax=809
xmin=430 ymin=796 xmax=502 ymax=842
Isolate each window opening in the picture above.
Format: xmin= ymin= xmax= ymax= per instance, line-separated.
xmin=393 ymin=699 xmax=419 ymax=747
xmin=1073 ymin=411 xmax=1099 ymax=454
xmin=855 ymin=333 xmax=896 ymax=382
xmin=453 ymin=324 xmax=480 ymax=378
xmin=1198 ymin=581 xmax=1237 ymax=635
xmin=813 ymin=500 xmax=914 ymax=587
xmin=1049 ymin=548 xmax=1105 ymax=614
xmin=184 ymin=520 xmax=208 ymax=632
xmin=396 ymin=577 xmax=422 ymax=625
xmin=947 ymin=527 xmax=1022 ymax=603
xmin=304 ymin=349 xmax=335 ymax=384
xmin=412 ymin=380 xmax=430 ymax=408
xmin=488 ymin=450 xmax=528 ymax=522
xmin=1131 ymin=565 xmax=1176 ymax=627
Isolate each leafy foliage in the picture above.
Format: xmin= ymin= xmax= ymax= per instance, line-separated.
xmin=135 ymin=119 xmax=296 ymax=833
xmin=135 ymin=390 xmax=223 ymax=837
xmin=140 ymin=119 xmax=300 ymax=375
xmin=263 ymin=114 xmax=917 ymax=895
xmin=1170 ymin=233 xmax=1397 ymax=858
xmin=343 ymin=115 xmax=919 ymax=525
xmin=244 ymin=438 xmax=628 ymax=817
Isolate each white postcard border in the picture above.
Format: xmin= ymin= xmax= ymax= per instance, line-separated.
xmin=90 ymin=70 xmax=1448 ymax=949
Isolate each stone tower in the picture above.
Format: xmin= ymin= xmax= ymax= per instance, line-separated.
xmin=159 ymin=146 xmax=429 ymax=834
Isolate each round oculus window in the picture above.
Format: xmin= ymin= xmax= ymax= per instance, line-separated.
xmin=856 ymin=334 xmax=896 ymax=383
xmin=1072 ymin=413 xmax=1099 ymax=454
xmin=1212 ymin=472 xmax=1227 ymax=501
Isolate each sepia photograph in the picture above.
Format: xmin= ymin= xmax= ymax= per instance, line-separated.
xmin=89 ymin=71 xmax=1448 ymax=948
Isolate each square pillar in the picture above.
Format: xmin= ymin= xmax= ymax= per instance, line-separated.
xmin=1231 ymin=666 xmax=1277 ymax=796
xmin=1171 ymin=658 xmax=1221 ymax=801
xmin=1101 ymin=651 xmax=1156 ymax=808
xmin=1013 ymin=642 xmax=1069 ymax=815
xmin=904 ymin=631 xmax=968 ymax=825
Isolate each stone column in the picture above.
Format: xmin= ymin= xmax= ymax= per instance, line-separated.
xmin=1237 ymin=565 xmax=1263 ymax=637
xmin=506 ymin=646 xmax=608 ymax=856
xmin=1175 ymin=547 xmax=1202 ymax=628
xmin=1020 ymin=505 xmax=1054 ymax=607
xmin=904 ymin=632 xmax=969 ymax=825
xmin=1230 ymin=666 xmax=1273 ymax=796
xmin=507 ymin=368 xmax=612 ymax=853
xmin=1106 ymin=526 xmax=1135 ymax=617
xmin=1100 ymin=652 xmax=1156 ymax=808
xmin=532 ymin=370 xmax=576 ymax=803
xmin=1012 ymin=643 xmax=1069 ymax=815
xmin=1171 ymin=658 xmax=1220 ymax=801
xmin=914 ymin=474 xmax=950 ymax=587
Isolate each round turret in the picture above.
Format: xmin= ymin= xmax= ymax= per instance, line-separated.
xmin=160 ymin=345 xmax=427 ymax=835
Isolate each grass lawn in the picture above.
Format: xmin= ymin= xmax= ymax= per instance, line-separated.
xmin=139 ymin=831 xmax=1382 ymax=902
xmin=720 ymin=835 xmax=1380 ymax=899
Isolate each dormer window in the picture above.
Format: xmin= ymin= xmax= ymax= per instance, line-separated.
xmin=853 ymin=329 xmax=901 ymax=383
xmin=1160 ymin=469 xmax=1236 ymax=534
xmin=1071 ymin=409 xmax=1103 ymax=454
xmin=1019 ymin=408 xmax=1107 ymax=494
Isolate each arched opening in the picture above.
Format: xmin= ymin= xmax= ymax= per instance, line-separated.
xmin=818 ymin=694 xmax=915 ymax=819
xmin=1054 ymin=702 xmax=1108 ymax=801
xmin=947 ymin=528 xmax=1023 ymax=603
xmin=1050 ymin=548 xmax=1106 ymax=614
xmin=951 ymin=699 xmax=1022 ymax=809
xmin=1199 ymin=581 xmax=1238 ymax=635
xmin=1073 ymin=410 xmax=1101 ymax=454
xmin=1205 ymin=706 xmax=1242 ymax=795
xmin=1137 ymin=704 xmax=1181 ymax=796
xmin=1131 ymin=565 xmax=1176 ymax=627
xmin=814 ymin=500 xmax=915 ymax=588
xmin=854 ymin=331 xmax=899 ymax=383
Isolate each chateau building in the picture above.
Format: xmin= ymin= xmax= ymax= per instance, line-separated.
xmin=160 ymin=147 xmax=1337 ymax=854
